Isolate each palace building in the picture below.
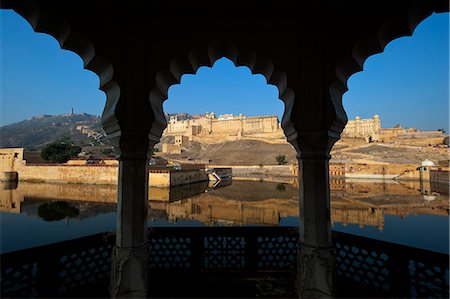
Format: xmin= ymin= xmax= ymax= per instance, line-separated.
xmin=341 ymin=115 xmax=381 ymax=142
xmin=164 ymin=112 xmax=281 ymax=137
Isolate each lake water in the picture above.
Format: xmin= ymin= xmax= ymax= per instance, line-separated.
xmin=1 ymin=178 xmax=448 ymax=254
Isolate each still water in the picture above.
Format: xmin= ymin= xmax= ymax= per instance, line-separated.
xmin=1 ymin=178 xmax=448 ymax=254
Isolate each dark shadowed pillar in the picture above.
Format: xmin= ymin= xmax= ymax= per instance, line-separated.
xmin=110 ymin=133 xmax=150 ymax=298
xmin=100 ymin=22 xmax=155 ymax=296
xmin=289 ymin=131 xmax=340 ymax=298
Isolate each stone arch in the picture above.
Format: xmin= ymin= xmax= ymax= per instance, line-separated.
xmin=330 ymin=0 xmax=449 ymax=129
xmin=148 ymin=39 xmax=296 ymax=145
xmin=0 ymin=0 xmax=120 ymax=137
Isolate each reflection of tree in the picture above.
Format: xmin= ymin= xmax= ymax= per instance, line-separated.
xmin=37 ymin=201 xmax=79 ymax=221
xmin=276 ymin=183 xmax=286 ymax=192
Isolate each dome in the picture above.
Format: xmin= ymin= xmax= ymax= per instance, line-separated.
xmin=421 ymin=159 xmax=435 ymax=167
xmin=355 ymin=116 xmax=361 ymax=120
xmin=373 ymin=114 xmax=380 ymax=119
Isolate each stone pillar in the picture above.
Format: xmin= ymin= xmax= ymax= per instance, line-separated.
xmin=290 ymin=133 xmax=337 ymax=298
xmin=111 ymin=153 xmax=150 ymax=298
xmin=99 ymin=23 xmax=156 ymax=298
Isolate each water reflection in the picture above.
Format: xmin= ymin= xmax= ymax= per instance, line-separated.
xmin=1 ymin=178 xmax=449 ymax=253
xmin=37 ymin=201 xmax=79 ymax=221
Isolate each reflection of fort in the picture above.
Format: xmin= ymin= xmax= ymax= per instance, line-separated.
xmin=1 ymin=180 xmax=448 ymax=229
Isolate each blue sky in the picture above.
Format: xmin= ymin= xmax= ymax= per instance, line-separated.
xmin=0 ymin=10 xmax=448 ymax=131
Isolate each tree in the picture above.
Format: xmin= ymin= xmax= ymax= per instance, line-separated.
xmin=276 ymin=154 xmax=287 ymax=165
xmin=438 ymin=128 xmax=446 ymax=134
xmin=41 ymin=138 xmax=82 ymax=163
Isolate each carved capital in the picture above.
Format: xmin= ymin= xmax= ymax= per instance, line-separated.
xmin=110 ymin=243 xmax=149 ymax=298
xmin=297 ymin=243 xmax=335 ymax=298
xmin=289 ymin=130 xmax=340 ymax=160
xmin=106 ymin=130 xmax=153 ymax=161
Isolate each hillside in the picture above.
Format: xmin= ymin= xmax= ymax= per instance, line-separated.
xmin=161 ymin=139 xmax=296 ymax=165
xmin=0 ymin=113 xmax=104 ymax=149
xmin=158 ymin=138 xmax=449 ymax=166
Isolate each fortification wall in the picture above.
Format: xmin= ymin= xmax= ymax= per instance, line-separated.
xmin=242 ymin=116 xmax=279 ymax=134
xmin=209 ymin=165 xmax=293 ymax=178
xmin=165 ymin=115 xmax=279 ymax=137
xmin=19 ymin=164 xmax=118 ymax=184
xmin=170 ymin=169 xmax=208 ymax=187
xmin=211 ymin=118 xmax=241 ymax=134
xmin=0 ymin=148 xmax=24 ymax=173
xmin=430 ymin=169 xmax=450 ymax=183
xmin=344 ymin=163 xmax=418 ymax=179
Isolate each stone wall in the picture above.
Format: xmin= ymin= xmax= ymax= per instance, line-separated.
xmin=344 ymin=163 xmax=418 ymax=179
xmin=381 ymin=128 xmax=445 ymax=143
xmin=213 ymin=165 xmax=293 ymax=177
xmin=170 ymin=169 xmax=209 ymax=187
xmin=430 ymin=169 xmax=450 ymax=183
xmin=0 ymin=148 xmax=209 ymax=187
xmin=162 ymin=143 xmax=181 ymax=154
xmin=165 ymin=114 xmax=280 ymax=137
xmin=19 ymin=164 xmax=118 ymax=184
xmin=0 ymin=148 xmax=24 ymax=173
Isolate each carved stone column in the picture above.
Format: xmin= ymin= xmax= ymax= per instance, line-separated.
xmin=110 ymin=149 xmax=150 ymax=298
xmin=98 ymin=20 xmax=156 ymax=297
xmin=289 ymin=132 xmax=338 ymax=298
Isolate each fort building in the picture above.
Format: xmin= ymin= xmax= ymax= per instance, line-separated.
xmin=164 ymin=112 xmax=281 ymax=137
xmin=341 ymin=115 xmax=381 ymax=142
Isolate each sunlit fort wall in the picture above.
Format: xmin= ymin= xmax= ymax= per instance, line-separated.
xmin=0 ymin=148 xmax=209 ymax=187
xmin=342 ymin=115 xmax=381 ymax=141
xmin=164 ymin=113 xmax=280 ymax=137
xmin=164 ymin=112 xmax=445 ymax=143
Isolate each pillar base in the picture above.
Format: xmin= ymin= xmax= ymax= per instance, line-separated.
xmin=297 ymin=243 xmax=335 ymax=298
xmin=110 ymin=243 xmax=149 ymax=298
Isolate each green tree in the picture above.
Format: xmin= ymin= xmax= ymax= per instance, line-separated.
xmin=275 ymin=154 xmax=287 ymax=165
xmin=41 ymin=138 xmax=82 ymax=163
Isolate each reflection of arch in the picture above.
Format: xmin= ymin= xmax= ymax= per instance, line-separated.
xmin=148 ymin=40 xmax=296 ymax=144
xmin=0 ymin=1 xmax=120 ymax=136
xmin=330 ymin=2 xmax=449 ymax=131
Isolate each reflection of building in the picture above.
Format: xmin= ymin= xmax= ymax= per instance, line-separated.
xmin=2 ymin=180 xmax=448 ymax=228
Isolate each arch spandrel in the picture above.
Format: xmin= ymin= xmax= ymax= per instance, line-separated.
xmin=330 ymin=0 xmax=448 ymax=145
xmin=147 ymin=40 xmax=297 ymax=149
xmin=0 ymin=0 xmax=124 ymax=150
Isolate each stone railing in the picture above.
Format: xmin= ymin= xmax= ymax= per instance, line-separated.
xmin=1 ymin=227 xmax=448 ymax=298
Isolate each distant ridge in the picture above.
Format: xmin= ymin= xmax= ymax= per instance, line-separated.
xmin=0 ymin=113 xmax=104 ymax=149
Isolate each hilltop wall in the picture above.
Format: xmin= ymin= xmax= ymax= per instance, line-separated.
xmin=165 ymin=114 xmax=280 ymax=137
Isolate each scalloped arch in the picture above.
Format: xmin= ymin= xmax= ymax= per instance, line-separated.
xmin=148 ymin=40 xmax=297 ymax=144
xmin=330 ymin=1 xmax=449 ymax=133
xmin=0 ymin=1 xmax=120 ymax=136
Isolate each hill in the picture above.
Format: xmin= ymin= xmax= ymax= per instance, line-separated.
xmin=157 ymin=137 xmax=449 ymax=166
xmin=0 ymin=113 xmax=104 ymax=149
xmin=161 ymin=139 xmax=298 ymax=166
